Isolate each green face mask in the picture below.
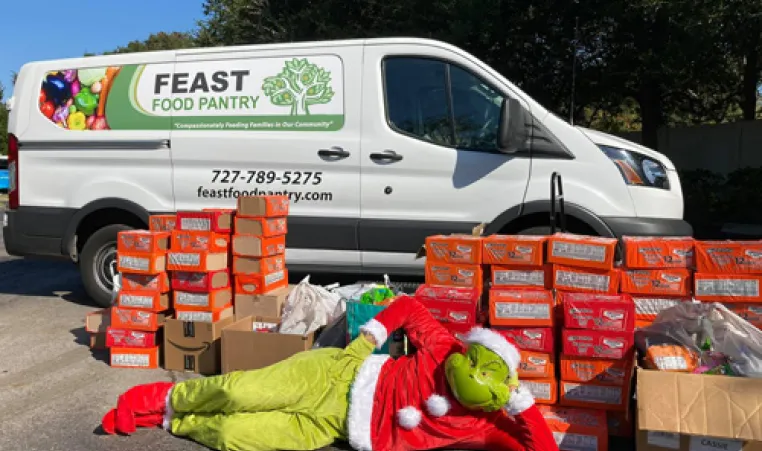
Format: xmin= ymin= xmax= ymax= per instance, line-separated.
xmin=444 ymin=344 xmax=517 ymax=412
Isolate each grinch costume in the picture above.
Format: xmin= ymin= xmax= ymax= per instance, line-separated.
xmin=101 ymin=295 xmax=558 ymax=451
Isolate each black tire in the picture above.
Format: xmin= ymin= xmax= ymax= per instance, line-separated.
xmin=517 ymin=225 xmax=554 ymax=236
xmin=80 ymin=224 xmax=133 ymax=307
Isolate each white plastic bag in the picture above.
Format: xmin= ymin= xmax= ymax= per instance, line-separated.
xmin=279 ymin=275 xmax=343 ymax=335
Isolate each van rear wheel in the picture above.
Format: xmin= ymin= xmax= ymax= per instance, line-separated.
xmin=80 ymin=224 xmax=133 ymax=308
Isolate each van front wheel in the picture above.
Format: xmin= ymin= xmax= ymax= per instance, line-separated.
xmin=80 ymin=224 xmax=133 ymax=308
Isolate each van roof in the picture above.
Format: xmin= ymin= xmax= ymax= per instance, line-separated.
xmin=21 ymin=37 xmax=462 ymax=68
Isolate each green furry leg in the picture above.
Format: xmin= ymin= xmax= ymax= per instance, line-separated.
xmin=171 ymin=411 xmax=336 ymax=451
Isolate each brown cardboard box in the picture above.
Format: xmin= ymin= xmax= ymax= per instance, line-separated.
xmin=89 ymin=332 xmax=107 ymax=349
xmin=85 ymin=308 xmax=111 ymax=333
xmin=234 ymin=285 xmax=293 ymax=320
xmin=637 ymin=368 xmax=762 ymax=450
xmin=164 ymin=314 xmax=236 ymax=375
xmin=221 ymin=316 xmax=314 ymax=373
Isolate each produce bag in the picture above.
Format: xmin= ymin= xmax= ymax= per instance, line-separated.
xmin=279 ymin=276 xmax=343 ymax=335
xmin=635 ymin=301 xmax=762 ymax=377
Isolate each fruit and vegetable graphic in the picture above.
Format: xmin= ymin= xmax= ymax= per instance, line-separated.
xmin=39 ymin=66 xmax=121 ymax=131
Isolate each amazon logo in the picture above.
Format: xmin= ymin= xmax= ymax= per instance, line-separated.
xmin=167 ymin=340 xmax=212 ymax=353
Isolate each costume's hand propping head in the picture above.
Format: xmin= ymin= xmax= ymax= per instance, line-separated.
xmin=444 ymin=328 xmax=534 ymax=414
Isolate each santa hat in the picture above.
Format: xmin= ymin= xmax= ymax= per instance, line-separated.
xmin=463 ymin=327 xmax=520 ymax=372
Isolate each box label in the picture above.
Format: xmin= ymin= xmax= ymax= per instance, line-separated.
xmin=495 ymin=302 xmax=551 ymax=320
xmin=120 ymin=294 xmax=154 ymax=308
xmin=653 ymin=355 xmax=689 ymax=371
xmin=552 ymin=432 xmax=599 ymax=451
xmin=696 ymin=279 xmax=759 ymax=297
xmin=111 ymin=353 xmax=150 ymax=368
xmin=177 ymin=311 xmax=213 ymax=322
xmin=689 ymin=436 xmax=743 ymax=451
xmin=494 ymin=269 xmax=545 ymax=287
xmin=180 ymin=217 xmax=211 ymax=231
xmin=647 ymin=431 xmax=680 ymax=450
xmin=176 ymin=292 xmax=210 ymax=307
xmin=524 ymin=380 xmax=551 ymax=401
xmin=635 ymin=298 xmax=682 ymax=316
xmin=265 ymin=270 xmax=286 ymax=285
xmin=169 ymin=253 xmax=201 ymax=267
xmin=552 ymin=242 xmax=606 ymax=262
xmin=119 ymin=255 xmax=149 ymax=271
xmin=556 ymin=270 xmax=611 ymax=292
xmin=563 ymin=383 xmax=621 ymax=405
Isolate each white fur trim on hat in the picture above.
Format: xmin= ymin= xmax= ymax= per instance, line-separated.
xmin=425 ymin=394 xmax=450 ymax=417
xmin=397 ymin=406 xmax=422 ymax=430
xmin=360 ymin=318 xmax=388 ymax=350
xmin=463 ymin=327 xmax=521 ymax=371
xmin=162 ymin=386 xmax=174 ymax=431
xmin=503 ymin=385 xmax=535 ymax=416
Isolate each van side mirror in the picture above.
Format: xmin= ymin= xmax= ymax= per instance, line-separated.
xmin=498 ymin=98 xmax=528 ymax=153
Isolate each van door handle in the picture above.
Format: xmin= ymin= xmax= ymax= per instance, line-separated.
xmin=318 ymin=147 xmax=350 ymax=159
xmin=370 ymin=150 xmax=403 ymax=162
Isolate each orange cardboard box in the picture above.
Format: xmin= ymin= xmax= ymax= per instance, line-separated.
xmin=116 ymin=291 xmax=170 ymax=312
xmin=553 ymin=265 xmax=620 ymax=294
xmin=559 ymin=380 xmax=629 ymax=411
xmin=117 ymin=251 xmax=166 ymax=275
xmin=235 ymin=270 xmax=289 ymax=295
xmin=723 ymin=303 xmax=762 ymax=327
xmin=560 ymin=354 xmax=633 ymax=386
xmin=232 ymin=235 xmax=286 ymax=258
xmin=622 ymin=236 xmax=694 ymax=269
xmin=695 ymin=240 xmax=762 ymax=274
xmin=171 ymin=230 xmax=230 ymax=253
xmin=175 ymin=305 xmax=234 ymax=323
xmin=117 ymin=230 xmax=170 ymax=254
xmin=121 ymin=272 xmax=170 ymax=293
xmin=482 ymin=234 xmax=547 ymax=267
xmin=621 ymin=268 xmax=692 ymax=297
xmin=425 ymin=262 xmax=483 ymax=288
xmin=177 ymin=210 xmax=233 ymax=233
xmin=489 ymin=288 xmax=554 ymax=327
xmin=173 ymin=289 xmax=233 ymax=311
xmin=149 ymin=214 xmax=177 ymax=232
xmin=110 ymin=346 xmax=160 ymax=369
xmin=167 ymin=251 xmax=228 ymax=272
xmin=237 ymin=195 xmax=290 ymax=218
xmin=425 ymin=234 xmax=483 ymax=265
xmin=547 ymin=233 xmax=618 ymax=271
xmin=524 ymin=378 xmax=558 ymax=405
xmin=694 ymin=273 xmax=762 ymax=302
xmin=538 ymin=405 xmax=609 ymax=451
xmin=232 ymin=255 xmax=286 ymax=276
xmin=491 ymin=264 xmax=552 ymax=289
xmin=518 ymin=351 xmax=555 ymax=379
xmin=633 ymin=296 xmax=688 ymax=323
xmin=110 ymin=307 xmax=167 ymax=332
xmin=234 ymin=216 xmax=288 ymax=237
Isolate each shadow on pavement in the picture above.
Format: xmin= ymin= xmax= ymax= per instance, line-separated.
xmin=70 ymin=326 xmax=110 ymax=364
xmin=0 ymin=258 xmax=97 ymax=307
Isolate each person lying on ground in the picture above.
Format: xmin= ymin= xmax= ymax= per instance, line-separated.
xmin=100 ymin=294 xmax=559 ymax=451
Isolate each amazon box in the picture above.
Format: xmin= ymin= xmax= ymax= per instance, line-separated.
xmin=221 ymin=316 xmax=314 ymax=373
xmin=163 ymin=313 xmax=236 ymax=375
xmin=636 ymin=367 xmax=762 ymax=451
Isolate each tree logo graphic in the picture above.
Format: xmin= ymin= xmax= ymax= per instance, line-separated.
xmin=262 ymin=58 xmax=335 ymax=116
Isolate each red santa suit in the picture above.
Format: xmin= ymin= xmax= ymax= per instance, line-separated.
xmin=348 ymin=295 xmax=558 ymax=451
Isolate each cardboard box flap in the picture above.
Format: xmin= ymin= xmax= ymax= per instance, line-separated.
xmin=637 ymin=368 xmax=762 ymax=442
xmin=415 ymin=223 xmax=487 ymax=259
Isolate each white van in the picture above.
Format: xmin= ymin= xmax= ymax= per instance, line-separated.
xmin=3 ymin=38 xmax=691 ymax=306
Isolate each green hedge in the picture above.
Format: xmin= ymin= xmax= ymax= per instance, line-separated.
xmin=681 ymin=168 xmax=762 ymax=238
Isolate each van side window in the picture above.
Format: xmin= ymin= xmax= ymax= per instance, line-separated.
xmin=383 ymin=57 xmax=505 ymax=151
xmin=0 ymin=159 xmax=7 ymax=170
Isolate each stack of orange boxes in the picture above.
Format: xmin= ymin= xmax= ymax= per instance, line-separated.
xmin=110 ymin=229 xmax=172 ymax=369
xmin=558 ymin=291 xmax=635 ymax=415
xmin=620 ymin=236 xmax=694 ymax=329
xmin=694 ymin=240 xmax=762 ymax=329
xmin=167 ymin=210 xmax=234 ymax=323
xmin=481 ymin=234 xmax=558 ymax=405
xmin=420 ymin=234 xmax=485 ymax=337
xmin=232 ymin=196 xmax=290 ymax=304
xmin=547 ymin=233 xmax=620 ymax=295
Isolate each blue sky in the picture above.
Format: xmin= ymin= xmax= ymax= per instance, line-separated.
xmin=1 ymin=0 xmax=203 ymax=96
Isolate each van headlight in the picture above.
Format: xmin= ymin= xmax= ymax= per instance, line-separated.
xmin=598 ymin=145 xmax=670 ymax=190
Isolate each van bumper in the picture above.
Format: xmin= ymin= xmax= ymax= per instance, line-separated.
xmin=2 ymin=207 xmax=70 ymax=258
xmin=601 ymin=216 xmax=693 ymax=238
